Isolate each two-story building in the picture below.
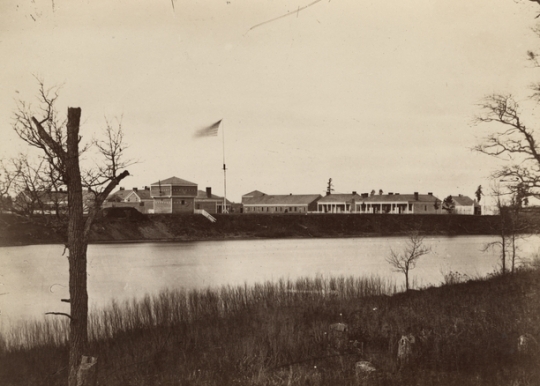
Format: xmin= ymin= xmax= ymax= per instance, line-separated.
xmin=151 ymin=177 xmax=198 ymax=214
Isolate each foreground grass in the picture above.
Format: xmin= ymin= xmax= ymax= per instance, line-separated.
xmin=1 ymin=271 xmax=539 ymax=386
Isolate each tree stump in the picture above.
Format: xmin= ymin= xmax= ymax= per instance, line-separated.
xmin=76 ymin=356 xmax=98 ymax=386
xmin=397 ymin=334 xmax=415 ymax=370
xmin=328 ymin=323 xmax=349 ymax=351
xmin=355 ymin=361 xmax=376 ymax=385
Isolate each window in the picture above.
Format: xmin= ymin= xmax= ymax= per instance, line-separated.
xmin=181 ymin=200 xmax=185 ymax=205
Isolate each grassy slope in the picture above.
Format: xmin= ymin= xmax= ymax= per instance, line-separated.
xmin=0 ymin=211 xmax=519 ymax=246
xmin=1 ymin=270 xmax=539 ymax=386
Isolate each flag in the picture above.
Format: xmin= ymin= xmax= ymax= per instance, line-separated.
xmin=194 ymin=119 xmax=222 ymax=138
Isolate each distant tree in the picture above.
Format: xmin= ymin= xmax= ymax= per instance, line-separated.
xmin=442 ymin=195 xmax=455 ymax=214
xmin=386 ymin=231 xmax=430 ymax=291
xmin=326 ymin=178 xmax=334 ymax=196
xmin=475 ymin=185 xmax=483 ymax=203
xmin=370 ymin=189 xmax=375 ymax=197
xmin=379 ymin=189 xmax=383 ymax=196
xmin=107 ymin=193 xmax=123 ymax=203
xmin=0 ymin=159 xmax=19 ymax=213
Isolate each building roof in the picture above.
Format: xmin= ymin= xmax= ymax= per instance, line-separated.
xmin=151 ymin=176 xmax=197 ymax=186
xmin=242 ymin=190 xmax=265 ymax=200
xmin=452 ymin=195 xmax=475 ymax=206
xmin=126 ymin=190 xmax=152 ymax=201
xmin=195 ymin=190 xmax=232 ymax=204
xmin=107 ymin=189 xmax=133 ymax=201
xmin=243 ymin=194 xmax=322 ymax=206
xmin=317 ymin=193 xmax=363 ymax=204
xmin=361 ymin=193 xmax=440 ymax=203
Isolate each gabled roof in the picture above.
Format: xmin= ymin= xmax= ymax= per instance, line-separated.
xmin=452 ymin=195 xmax=474 ymax=206
xmin=107 ymin=189 xmax=133 ymax=201
xmin=127 ymin=190 xmax=152 ymax=201
xmin=318 ymin=193 xmax=363 ymax=204
xmin=151 ymin=177 xmax=197 ymax=186
xmin=361 ymin=194 xmax=440 ymax=203
xmin=243 ymin=194 xmax=321 ymax=206
xmin=242 ymin=190 xmax=265 ymax=199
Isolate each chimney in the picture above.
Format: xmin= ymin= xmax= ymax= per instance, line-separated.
xmin=206 ymin=187 xmax=212 ymax=198
xmin=414 ymin=192 xmax=419 ymax=200
xmin=395 ymin=193 xmax=400 ymax=195
xmin=362 ymin=193 xmax=369 ymax=198
xmin=133 ymin=187 xmax=138 ymax=191
xmin=352 ymin=191 xmax=357 ymax=195
xmin=120 ymin=187 xmax=125 ymax=191
xmin=428 ymin=192 xmax=433 ymax=196
xmin=388 ymin=192 xmax=393 ymax=195
xmin=144 ymin=186 xmax=149 ymax=190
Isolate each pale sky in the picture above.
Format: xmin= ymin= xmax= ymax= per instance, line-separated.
xmin=1 ymin=0 xmax=539 ymax=203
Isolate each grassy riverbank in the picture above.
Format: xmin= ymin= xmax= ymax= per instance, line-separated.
xmin=1 ymin=268 xmax=539 ymax=385
xmin=1 ymin=210 xmax=529 ymax=246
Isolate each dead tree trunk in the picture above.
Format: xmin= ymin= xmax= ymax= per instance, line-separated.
xmin=65 ymin=108 xmax=90 ymax=386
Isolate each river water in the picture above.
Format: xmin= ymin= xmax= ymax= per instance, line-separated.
xmin=1 ymin=235 xmax=539 ymax=330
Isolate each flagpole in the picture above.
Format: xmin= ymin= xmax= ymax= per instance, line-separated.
xmin=222 ymin=119 xmax=227 ymax=213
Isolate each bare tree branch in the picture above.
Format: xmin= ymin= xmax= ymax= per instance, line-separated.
xmin=475 ymin=94 xmax=540 ymax=199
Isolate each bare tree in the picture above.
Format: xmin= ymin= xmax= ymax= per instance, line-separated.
xmin=483 ymin=182 xmax=530 ymax=274
xmin=484 ymin=183 xmax=509 ymax=275
xmin=475 ymin=94 xmax=540 ymax=201
xmin=10 ymin=79 xmax=130 ymax=386
xmin=0 ymin=159 xmax=19 ymax=212
xmin=386 ymin=231 xmax=430 ymax=291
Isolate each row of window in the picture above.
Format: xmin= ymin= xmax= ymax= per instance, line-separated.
xmin=245 ymin=206 xmax=304 ymax=213
xmin=154 ymin=199 xmax=189 ymax=206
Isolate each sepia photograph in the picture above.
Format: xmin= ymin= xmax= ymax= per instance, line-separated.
xmin=0 ymin=0 xmax=539 ymax=385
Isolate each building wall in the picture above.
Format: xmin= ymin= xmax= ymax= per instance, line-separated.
xmin=125 ymin=194 xmax=140 ymax=203
xmin=102 ymin=200 xmax=154 ymax=214
xmin=244 ymin=205 xmax=308 ymax=213
xmin=151 ymin=185 xmax=197 ymax=198
xmin=412 ymin=202 xmax=439 ymax=214
xmin=455 ymin=205 xmax=474 ymax=215
xmin=151 ymin=185 xmax=171 ymax=197
xmin=171 ymin=198 xmax=194 ymax=213
xmin=195 ymin=201 xmax=217 ymax=214
xmin=153 ymin=198 xmax=171 ymax=213
xmin=172 ymin=186 xmax=197 ymax=196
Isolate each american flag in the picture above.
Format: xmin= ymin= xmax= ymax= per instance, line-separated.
xmin=194 ymin=119 xmax=222 ymax=137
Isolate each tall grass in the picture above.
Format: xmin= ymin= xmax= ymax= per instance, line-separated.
xmin=3 ymin=275 xmax=396 ymax=351
xmin=1 ymin=270 xmax=539 ymax=385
